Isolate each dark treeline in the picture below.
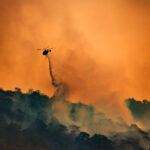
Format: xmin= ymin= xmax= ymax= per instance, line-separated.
xmin=0 ymin=88 xmax=149 ymax=150
xmin=126 ymin=98 xmax=150 ymax=129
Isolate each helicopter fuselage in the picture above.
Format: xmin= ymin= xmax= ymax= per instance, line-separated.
xmin=42 ymin=49 xmax=51 ymax=55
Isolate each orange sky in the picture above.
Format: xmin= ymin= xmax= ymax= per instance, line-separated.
xmin=0 ymin=0 xmax=150 ymax=122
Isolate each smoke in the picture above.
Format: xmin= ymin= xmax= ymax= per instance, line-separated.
xmin=0 ymin=0 xmax=150 ymax=125
xmin=0 ymin=1 xmax=150 ymax=148
xmin=0 ymin=88 xmax=150 ymax=150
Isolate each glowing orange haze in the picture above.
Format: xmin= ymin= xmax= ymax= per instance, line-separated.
xmin=0 ymin=0 xmax=150 ymax=122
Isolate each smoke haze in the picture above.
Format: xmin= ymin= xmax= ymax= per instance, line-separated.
xmin=0 ymin=0 xmax=150 ymax=122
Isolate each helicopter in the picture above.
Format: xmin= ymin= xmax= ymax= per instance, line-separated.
xmin=37 ymin=48 xmax=52 ymax=55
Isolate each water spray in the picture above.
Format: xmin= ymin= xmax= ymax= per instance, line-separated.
xmin=38 ymin=48 xmax=68 ymax=97
xmin=46 ymin=55 xmax=61 ymax=87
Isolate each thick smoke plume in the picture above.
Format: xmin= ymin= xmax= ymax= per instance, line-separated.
xmin=0 ymin=88 xmax=150 ymax=150
xmin=1 ymin=0 xmax=150 ymax=123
